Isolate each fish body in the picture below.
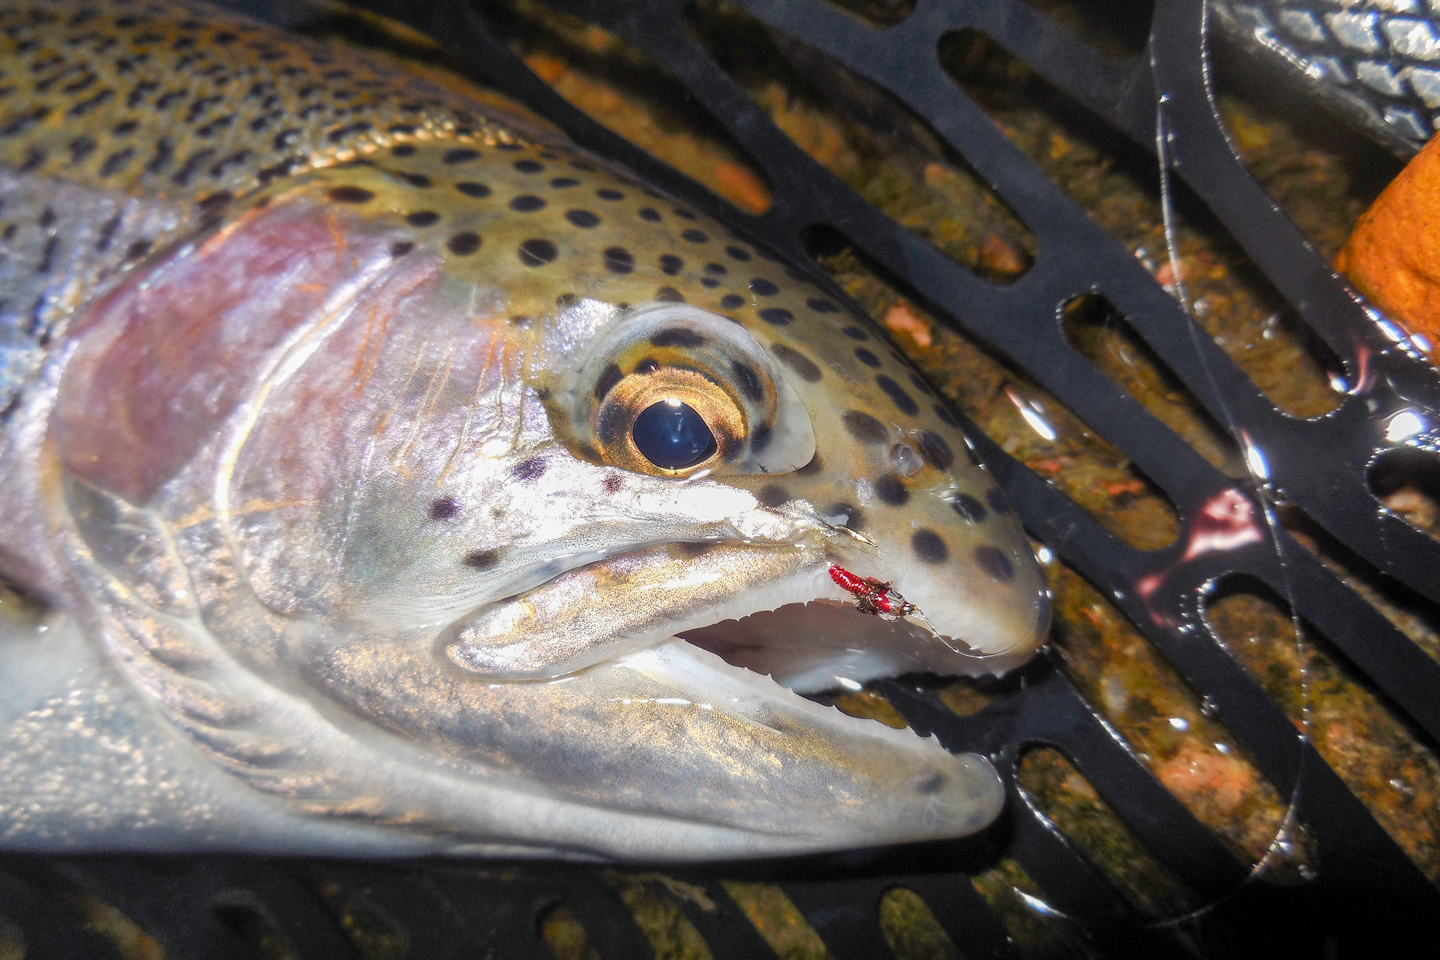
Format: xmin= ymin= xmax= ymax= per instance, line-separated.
xmin=1214 ymin=0 xmax=1440 ymax=156
xmin=0 ymin=1 xmax=1048 ymax=860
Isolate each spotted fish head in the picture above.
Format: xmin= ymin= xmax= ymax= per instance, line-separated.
xmin=51 ymin=135 xmax=1048 ymax=857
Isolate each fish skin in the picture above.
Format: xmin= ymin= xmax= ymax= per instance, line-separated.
xmin=0 ymin=1 xmax=1048 ymax=859
xmin=1212 ymin=0 xmax=1440 ymax=156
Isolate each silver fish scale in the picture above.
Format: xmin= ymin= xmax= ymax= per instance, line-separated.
xmin=0 ymin=169 xmax=183 ymax=418
xmin=1214 ymin=0 xmax=1440 ymax=154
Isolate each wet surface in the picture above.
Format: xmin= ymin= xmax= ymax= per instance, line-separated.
xmin=5 ymin=0 xmax=1438 ymax=955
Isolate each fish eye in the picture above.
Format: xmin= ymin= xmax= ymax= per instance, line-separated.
xmin=633 ymin=399 xmax=718 ymax=469
xmin=563 ymin=302 xmax=816 ymax=477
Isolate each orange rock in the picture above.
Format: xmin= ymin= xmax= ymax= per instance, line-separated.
xmin=524 ymin=54 xmax=567 ymax=85
xmin=713 ymin=161 xmax=771 ymax=215
xmin=979 ymin=232 xmax=1025 ymax=277
xmin=882 ymin=300 xmax=933 ymax=350
xmin=1336 ymin=133 xmax=1440 ymax=349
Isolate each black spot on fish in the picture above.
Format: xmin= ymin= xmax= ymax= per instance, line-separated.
xmin=594 ymin=363 xmax=623 ymax=401
xmin=603 ymin=247 xmax=634 ymax=274
xmin=655 ymin=286 xmax=685 ymax=302
xmin=272 ymin=128 xmax=301 ymax=150
xmin=2 ymin=106 xmax=50 ymax=136
xmin=519 ymin=239 xmax=558 ymax=265
xmin=682 ymin=229 xmax=709 ymax=244
xmin=758 ymin=308 xmax=793 ymax=326
xmin=389 ymin=241 xmax=415 ymax=258
xmin=909 ymin=373 xmax=933 ymax=396
xmin=651 ymin=328 xmax=704 ymax=348
xmin=326 ymin=120 xmax=373 ymax=143
xmin=731 ymin=361 xmax=763 ymax=401
xmin=874 ymin=473 xmax=909 ymax=506
xmin=551 ymin=177 xmax=579 ymax=188
xmin=95 ymin=215 xmax=121 ymax=253
xmin=124 ymin=238 xmax=151 ymax=261
xmin=827 ymin=501 xmax=863 ymax=530
xmin=69 ymin=135 xmax=96 ymax=164
xmin=659 ymin=254 xmax=683 ymax=275
xmin=440 ymin=147 xmax=478 ymax=164
xmin=798 ymin=454 xmax=823 ymax=476
xmin=556 ymin=294 xmax=579 ymax=308
xmin=842 ymin=412 xmax=890 ymax=449
xmin=69 ymin=88 xmax=112 ymax=116
xmin=876 ymin=375 xmax=919 ymax=415
xmin=720 ymin=294 xmax=744 ymax=310
xmin=406 ymin=211 xmax=440 ymax=227
xmin=496 ymin=142 xmax=523 ymax=151
xmin=700 ymin=278 xmax=719 ymax=288
xmin=749 ymin=278 xmax=778 ymax=296
xmin=429 ymin=498 xmax=460 ymax=521
xmin=397 ymin=172 xmax=431 ymax=188
xmin=673 ymin=208 xmax=697 ymax=220
xmin=512 ymin=457 xmax=547 ymax=481
xmin=986 ymin=489 xmax=1011 ymax=516
xmin=750 ymin=424 xmax=772 ymax=452
xmin=854 ymin=348 xmax=880 ymax=368
xmin=917 ymin=431 xmax=953 ymax=470
xmin=208 ymin=151 xmax=250 ymax=178
xmin=974 ymin=545 xmax=1014 ymax=582
xmin=329 ymin=185 xmax=374 ymax=204
xmin=513 ymin=159 xmax=543 ymax=173
xmin=772 ymin=344 xmax=821 ymax=382
xmin=841 ymin=326 xmax=868 ymax=341
xmin=758 ymin=484 xmax=791 ymax=508
xmin=950 ymin=494 xmax=986 ymax=524
xmin=100 ymin=147 xmax=135 ymax=177
xmin=38 ymin=209 xmax=56 ymax=229
xmin=598 ymin=188 xmax=624 ymax=201
xmin=18 ymin=148 xmax=45 ymax=173
xmin=639 ymin=207 xmax=661 ymax=222
xmin=808 ymin=298 xmax=839 ymax=313
xmin=196 ymin=191 xmax=234 ymax=222
xmin=456 ymin=182 xmax=491 ymax=198
xmin=463 ymin=549 xmax=502 ymax=571
xmin=912 ymin=530 xmax=948 ymax=564
xmin=603 ymin=474 xmax=624 ymax=494
xmin=635 ymin=358 xmax=660 ymax=374
xmin=934 ymin=404 xmax=959 ymax=428
xmin=447 ymin=232 xmax=482 ymax=256
xmin=565 ymin=209 xmax=599 ymax=228
xmin=113 ymin=120 xmax=138 ymax=136
xmin=510 ymin=195 xmax=545 ymax=212
xmin=36 ymin=236 xmax=58 ymax=275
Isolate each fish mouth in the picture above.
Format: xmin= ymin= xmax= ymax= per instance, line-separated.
xmin=442 ymin=539 xmax=1037 ymax=699
xmin=678 ymin=598 xmax=995 ymax=696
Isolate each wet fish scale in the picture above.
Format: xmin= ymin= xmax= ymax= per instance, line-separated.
xmin=0 ymin=0 xmax=508 ymax=407
xmin=0 ymin=0 xmax=1049 ymax=860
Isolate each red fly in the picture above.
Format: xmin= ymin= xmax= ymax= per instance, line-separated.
xmin=829 ymin=565 xmax=915 ymax=621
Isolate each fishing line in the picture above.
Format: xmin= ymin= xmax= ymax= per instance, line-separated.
xmin=1153 ymin=21 xmax=1313 ymax=899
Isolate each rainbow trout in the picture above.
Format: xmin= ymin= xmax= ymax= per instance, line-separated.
xmin=0 ymin=1 xmax=1049 ymax=859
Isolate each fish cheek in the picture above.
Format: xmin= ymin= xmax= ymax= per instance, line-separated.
xmin=224 ymin=256 xmax=514 ymax=621
xmin=53 ymin=199 xmax=400 ymax=507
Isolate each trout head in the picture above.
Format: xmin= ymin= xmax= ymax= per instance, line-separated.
xmin=49 ymin=139 xmax=1049 ymax=858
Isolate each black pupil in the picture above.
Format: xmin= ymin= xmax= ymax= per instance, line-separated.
xmin=632 ymin=400 xmax=717 ymax=469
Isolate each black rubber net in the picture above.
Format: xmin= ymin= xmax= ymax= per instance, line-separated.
xmin=6 ymin=0 xmax=1440 ymax=956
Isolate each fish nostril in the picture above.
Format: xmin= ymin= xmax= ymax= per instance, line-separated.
xmin=890 ymin=442 xmax=924 ymax=477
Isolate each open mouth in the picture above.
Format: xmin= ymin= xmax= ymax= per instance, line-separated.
xmin=679 ymin=597 xmax=988 ymax=696
xmin=442 ymin=540 xmax=1033 ymax=704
